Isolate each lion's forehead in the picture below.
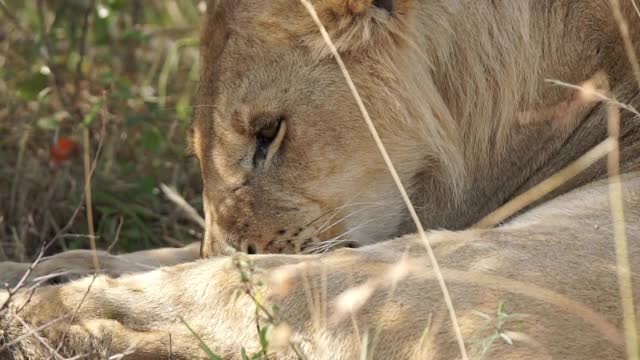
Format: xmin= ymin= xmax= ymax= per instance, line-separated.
xmin=227 ymin=1 xmax=308 ymax=44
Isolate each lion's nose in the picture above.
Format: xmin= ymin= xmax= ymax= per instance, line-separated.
xmin=246 ymin=243 xmax=257 ymax=255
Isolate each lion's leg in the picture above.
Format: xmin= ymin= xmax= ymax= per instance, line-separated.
xmin=0 ymin=242 xmax=200 ymax=288
xmin=1 ymin=241 xmax=441 ymax=359
xmin=1 ymin=256 xmax=264 ymax=359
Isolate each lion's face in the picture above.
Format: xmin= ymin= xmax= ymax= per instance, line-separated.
xmin=192 ymin=0 xmax=448 ymax=256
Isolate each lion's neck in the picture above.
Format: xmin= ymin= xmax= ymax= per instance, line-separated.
xmin=400 ymin=0 xmax=640 ymax=231
xmin=406 ymin=90 xmax=640 ymax=232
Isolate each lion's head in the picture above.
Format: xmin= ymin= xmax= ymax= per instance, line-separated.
xmin=191 ymin=0 xmax=639 ymax=256
xmin=191 ymin=0 xmax=461 ymax=256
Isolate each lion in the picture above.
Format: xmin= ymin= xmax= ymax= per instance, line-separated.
xmin=1 ymin=0 xmax=640 ymax=358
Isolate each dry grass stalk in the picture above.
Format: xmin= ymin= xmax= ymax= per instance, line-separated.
xmin=474 ymin=138 xmax=615 ymax=228
xmin=607 ymin=2 xmax=640 ymax=358
xmin=477 ymin=71 xmax=610 ymax=228
xmin=81 ymin=94 xmax=110 ymax=273
xmin=54 ymin=274 xmax=99 ymax=354
xmin=297 ymin=1 xmax=468 ymax=358
xmin=633 ymin=0 xmax=640 ymax=19
xmin=606 ymin=104 xmax=639 ymax=360
xmin=609 ymin=0 xmax=640 ymax=87
xmin=82 ymin=125 xmax=99 ymax=272
xmin=545 ymin=79 xmax=640 ymax=118
xmin=160 ymin=183 xmax=206 ymax=229
xmin=475 ymin=72 xmax=640 ymax=229
xmin=0 ymin=313 xmax=73 ymax=352
xmin=14 ymin=313 xmax=66 ymax=360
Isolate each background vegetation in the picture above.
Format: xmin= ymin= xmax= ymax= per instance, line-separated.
xmin=0 ymin=0 xmax=204 ymax=261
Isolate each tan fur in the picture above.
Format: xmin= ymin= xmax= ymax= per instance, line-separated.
xmin=1 ymin=0 xmax=640 ymax=358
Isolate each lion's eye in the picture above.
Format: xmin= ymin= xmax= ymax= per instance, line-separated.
xmin=254 ymin=117 xmax=285 ymax=167
xmin=373 ymin=0 xmax=393 ymax=13
xmin=258 ymin=121 xmax=280 ymax=142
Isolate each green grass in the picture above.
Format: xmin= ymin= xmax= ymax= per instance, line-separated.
xmin=0 ymin=0 xmax=204 ymax=259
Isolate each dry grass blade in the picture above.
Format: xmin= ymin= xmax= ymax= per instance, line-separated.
xmin=0 ymin=313 xmax=73 ymax=353
xmin=633 ymin=0 xmax=640 ymax=20
xmin=367 ymin=249 xmax=411 ymax=358
xmin=0 ymin=202 xmax=83 ymax=311
xmin=84 ymin=93 xmax=109 ymax=273
xmin=13 ymin=315 xmax=66 ymax=360
xmin=54 ymin=274 xmax=99 ymax=353
xmin=545 ymin=79 xmax=640 ymax=118
xmin=607 ymin=2 xmax=640 ymax=358
xmin=179 ymin=316 xmax=223 ymax=360
xmin=297 ymin=1 xmax=468 ymax=358
xmin=609 ymin=0 xmax=640 ymax=87
xmin=83 ymin=124 xmax=99 ymax=272
xmin=606 ymin=104 xmax=639 ymax=360
xmin=474 ymin=138 xmax=615 ymax=228
xmin=476 ymin=74 xmax=640 ymax=228
xmin=160 ymin=183 xmax=206 ymax=229
xmin=107 ymin=346 xmax=137 ymax=360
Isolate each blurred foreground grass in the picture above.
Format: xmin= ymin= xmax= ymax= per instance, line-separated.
xmin=0 ymin=0 xmax=205 ymax=260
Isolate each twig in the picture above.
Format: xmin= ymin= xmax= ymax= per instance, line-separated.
xmin=297 ymin=1 xmax=468 ymax=358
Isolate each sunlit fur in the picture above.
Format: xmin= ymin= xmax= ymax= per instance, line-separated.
xmin=1 ymin=0 xmax=640 ymax=359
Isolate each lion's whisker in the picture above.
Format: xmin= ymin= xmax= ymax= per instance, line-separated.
xmin=303 ymin=193 xmax=371 ymax=229
xmin=304 ymin=219 xmax=377 ymax=254
xmin=305 ymin=238 xmax=349 ymax=254
xmin=310 ymin=203 xmax=385 ymax=238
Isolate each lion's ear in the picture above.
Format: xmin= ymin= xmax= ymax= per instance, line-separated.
xmin=326 ymin=0 xmax=394 ymax=16
xmin=200 ymin=0 xmax=238 ymax=76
